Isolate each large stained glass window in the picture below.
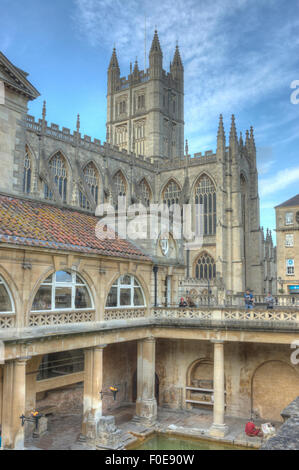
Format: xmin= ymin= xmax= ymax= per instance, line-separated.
xmin=194 ymin=175 xmax=216 ymax=235
xmin=195 ymin=252 xmax=216 ymax=280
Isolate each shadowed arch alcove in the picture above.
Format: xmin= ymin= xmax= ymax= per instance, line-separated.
xmin=251 ymin=360 xmax=299 ymax=422
xmin=186 ymin=358 xmax=226 ymax=410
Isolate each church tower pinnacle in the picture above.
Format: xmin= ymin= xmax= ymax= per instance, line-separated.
xmin=171 ymin=44 xmax=184 ymax=88
xmin=149 ymin=30 xmax=163 ymax=79
xmin=107 ymin=47 xmax=120 ymax=93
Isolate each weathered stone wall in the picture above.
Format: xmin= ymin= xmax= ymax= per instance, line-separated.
xmin=102 ymin=341 xmax=137 ymax=413
xmin=37 ymin=383 xmax=83 ymax=415
xmin=156 ymin=339 xmax=299 ymax=422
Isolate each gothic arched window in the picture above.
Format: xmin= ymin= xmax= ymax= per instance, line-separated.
xmin=79 ymin=162 xmax=100 ymax=209
xmin=0 ymin=276 xmax=14 ymax=313
xmin=140 ymin=179 xmax=152 ymax=207
xmin=163 ymin=180 xmax=181 ymax=207
xmin=44 ymin=153 xmax=68 ymax=203
xmin=194 ymin=175 xmax=216 ymax=235
xmin=106 ymin=275 xmax=145 ymax=308
xmin=195 ymin=252 xmax=216 ymax=280
xmin=113 ymin=171 xmax=127 ymax=197
xmin=32 ymin=271 xmax=93 ymax=312
xmin=23 ymin=148 xmax=31 ymax=194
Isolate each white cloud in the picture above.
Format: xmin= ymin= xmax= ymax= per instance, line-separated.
xmin=259 ymin=167 xmax=299 ymax=197
xmin=73 ymin=0 xmax=299 ymax=153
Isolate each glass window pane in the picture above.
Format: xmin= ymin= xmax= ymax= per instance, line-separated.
xmin=119 ymin=288 xmax=131 ymax=306
xmin=32 ymin=286 xmax=52 ymax=311
xmin=75 ymin=275 xmax=85 ymax=285
xmin=0 ymin=284 xmax=12 ymax=312
xmin=120 ymin=275 xmax=131 ymax=285
xmin=134 ymin=278 xmax=141 ymax=287
xmin=55 ymin=287 xmax=72 ymax=309
xmin=56 ymin=271 xmax=72 ymax=283
xmin=75 ymin=286 xmax=92 ymax=309
xmin=106 ymin=287 xmax=117 ymax=307
xmin=134 ymin=287 xmax=144 ymax=306
xmin=43 ymin=275 xmax=53 ymax=284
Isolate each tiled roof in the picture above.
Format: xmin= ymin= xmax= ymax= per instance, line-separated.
xmin=0 ymin=195 xmax=150 ymax=261
xmin=276 ymin=194 xmax=299 ymax=208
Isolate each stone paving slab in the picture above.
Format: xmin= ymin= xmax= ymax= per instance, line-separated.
xmin=24 ymin=405 xmax=283 ymax=450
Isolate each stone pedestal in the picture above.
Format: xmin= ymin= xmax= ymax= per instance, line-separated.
xmin=209 ymin=340 xmax=228 ymax=438
xmin=95 ymin=416 xmax=123 ymax=450
xmin=25 ymin=416 xmax=48 ymax=439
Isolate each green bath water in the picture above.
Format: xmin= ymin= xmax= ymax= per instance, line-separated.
xmin=132 ymin=434 xmax=248 ymax=450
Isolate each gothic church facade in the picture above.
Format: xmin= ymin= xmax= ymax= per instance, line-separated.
xmin=0 ymin=31 xmax=276 ymax=301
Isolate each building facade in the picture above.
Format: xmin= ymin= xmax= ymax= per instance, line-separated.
xmin=1 ymin=33 xmax=297 ymax=452
xmin=275 ymin=194 xmax=299 ymax=296
xmin=0 ymin=31 xmax=275 ymax=300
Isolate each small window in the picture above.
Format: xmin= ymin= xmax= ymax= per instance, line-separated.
xmin=106 ymin=275 xmax=145 ymax=308
xmin=32 ymin=271 xmax=93 ymax=311
xmin=286 ymin=259 xmax=295 ymax=275
xmin=285 ymin=234 xmax=294 ymax=247
xmin=285 ymin=212 xmax=294 ymax=225
xmin=23 ymin=149 xmax=31 ymax=194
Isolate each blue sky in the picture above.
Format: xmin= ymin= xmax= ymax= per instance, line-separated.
xmin=1 ymin=0 xmax=299 ymax=241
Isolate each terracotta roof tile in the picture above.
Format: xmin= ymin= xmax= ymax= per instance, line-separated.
xmin=0 ymin=195 xmax=150 ymax=261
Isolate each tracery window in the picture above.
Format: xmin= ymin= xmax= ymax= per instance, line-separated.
xmin=32 ymin=271 xmax=93 ymax=312
xmin=134 ymin=120 xmax=145 ymax=156
xmin=115 ymin=125 xmax=127 ymax=149
xmin=195 ymin=252 xmax=216 ymax=280
xmin=137 ymin=94 xmax=145 ymax=110
xmin=44 ymin=153 xmax=67 ymax=202
xmin=163 ymin=180 xmax=181 ymax=207
xmin=194 ymin=175 xmax=216 ymax=235
xmin=79 ymin=162 xmax=99 ymax=209
xmin=140 ymin=179 xmax=152 ymax=207
xmin=0 ymin=277 xmax=14 ymax=313
xmin=106 ymin=275 xmax=145 ymax=308
xmin=113 ymin=171 xmax=127 ymax=197
xmin=23 ymin=148 xmax=31 ymax=194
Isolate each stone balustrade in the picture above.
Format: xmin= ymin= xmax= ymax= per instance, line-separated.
xmin=104 ymin=308 xmax=147 ymax=321
xmin=28 ymin=310 xmax=95 ymax=327
xmin=152 ymin=306 xmax=299 ymax=323
xmin=0 ymin=314 xmax=16 ymax=329
xmin=1 ymin=305 xmax=299 ymax=335
xmin=227 ymin=294 xmax=299 ymax=307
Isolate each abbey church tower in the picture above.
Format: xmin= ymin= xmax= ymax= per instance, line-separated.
xmin=106 ymin=31 xmax=184 ymax=161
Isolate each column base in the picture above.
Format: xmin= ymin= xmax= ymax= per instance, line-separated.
xmin=136 ymin=399 xmax=157 ymax=424
xmin=209 ymin=423 xmax=229 ymax=438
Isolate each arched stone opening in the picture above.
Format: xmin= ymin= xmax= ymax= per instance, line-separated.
xmin=186 ymin=358 xmax=226 ymax=410
xmin=252 ymin=360 xmax=299 ymax=422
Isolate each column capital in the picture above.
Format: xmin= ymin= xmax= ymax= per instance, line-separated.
xmin=141 ymin=336 xmax=156 ymax=344
xmin=94 ymin=344 xmax=107 ymax=350
xmin=84 ymin=345 xmax=107 ymax=352
xmin=210 ymin=339 xmax=225 ymax=344
xmin=15 ymin=356 xmax=32 ymax=364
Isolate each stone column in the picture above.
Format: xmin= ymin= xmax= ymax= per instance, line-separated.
xmin=136 ymin=337 xmax=157 ymax=424
xmin=2 ymin=358 xmax=28 ymax=449
xmin=81 ymin=345 xmax=106 ymax=439
xmin=209 ymin=340 xmax=228 ymax=437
